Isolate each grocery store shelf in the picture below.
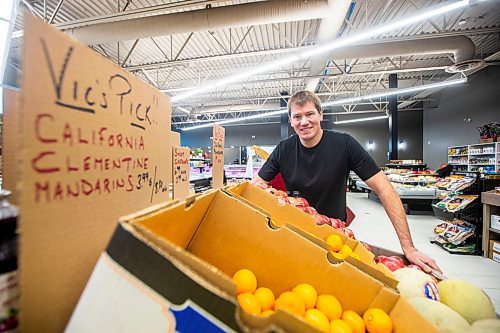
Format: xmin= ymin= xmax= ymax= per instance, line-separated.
xmin=430 ymin=238 xmax=477 ymax=255
xmin=489 ymin=228 xmax=500 ymax=235
xmin=468 ymin=152 xmax=496 ymax=156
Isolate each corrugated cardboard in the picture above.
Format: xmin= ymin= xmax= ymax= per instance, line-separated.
xmin=2 ymin=89 xmax=20 ymax=204
xmin=172 ymin=146 xmax=190 ymax=200
xmin=171 ymin=130 xmax=180 ymax=147
xmin=212 ymin=125 xmax=225 ymax=189
xmin=224 ymin=182 xmax=398 ymax=286
xmin=68 ymin=189 xmax=439 ymax=332
xmin=490 ymin=239 xmax=500 ymax=253
xmin=19 ymin=15 xmax=172 ymax=332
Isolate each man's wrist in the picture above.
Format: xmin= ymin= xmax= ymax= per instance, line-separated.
xmin=401 ymin=244 xmax=417 ymax=256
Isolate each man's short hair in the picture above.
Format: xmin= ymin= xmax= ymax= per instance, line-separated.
xmin=287 ymin=90 xmax=322 ymax=117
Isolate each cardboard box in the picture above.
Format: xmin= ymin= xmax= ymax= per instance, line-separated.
xmin=18 ymin=15 xmax=173 ymax=332
xmin=67 ymin=190 xmax=439 ymax=332
xmin=489 ymin=239 xmax=500 ymax=254
xmin=491 ymin=215 xmax=500 ymax=231
xmin=224 ymin=182 xmax=399 ymax=286
xmin=488 ymin=249 xmax=500 ymax=264
xmin=480 ymin=138 xmax=494 ymax=143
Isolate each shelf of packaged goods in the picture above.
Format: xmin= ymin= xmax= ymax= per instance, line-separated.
xmin=469 ymin=163 xmax=495 ymax=166
xmin=469 ymin=152 xmax=496 ymax=156
xmin=489 ymin=228 xmax=500 ymax=235
xmin=448 ymin=154 xmax=468 ymax=157
xmin=430 ymin=238 xmax=477 ymax=255
xmin=448 ymin=163 xmax=468 ymax=165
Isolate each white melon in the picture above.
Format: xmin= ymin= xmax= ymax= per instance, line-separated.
xmin=470 ymin=318 xmax=500 ymax=332
xmin=437 ymin=279 xmax=496 ymax=324
xmin=393 ymin=267 xmax=440 ymax=300
xmin=408 ymin=297 xmax=470 ymax=333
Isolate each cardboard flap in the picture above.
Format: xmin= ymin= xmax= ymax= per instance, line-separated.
xmin=225 ymin=182 xmax=354 ymax=245
xmin=131 ymin=190 xmax=216 ymax=249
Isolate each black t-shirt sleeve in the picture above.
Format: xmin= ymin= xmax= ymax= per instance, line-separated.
xmin=346 ymin=135 xmax=381 ymax=181
xmin=258 ymin=145 xmax=280 ymax=181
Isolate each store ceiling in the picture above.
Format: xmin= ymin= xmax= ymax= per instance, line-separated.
xmin=8 ymin=0 xmax=500 ymax=130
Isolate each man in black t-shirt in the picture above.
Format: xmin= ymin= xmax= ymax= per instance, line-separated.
xmin=252 ymin=90 xmax=441 ymax=273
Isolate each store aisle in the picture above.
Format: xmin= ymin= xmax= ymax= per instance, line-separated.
xmin=347 ymin=192 xmax=500 ymax=313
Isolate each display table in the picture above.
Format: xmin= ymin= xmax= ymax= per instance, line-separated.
xmin=355 ymin=181 xmax=439 ymax=215
xmin=482 ymin=190 xmax=500 ymax=260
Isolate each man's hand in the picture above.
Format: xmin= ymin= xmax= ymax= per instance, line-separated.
xmin=404 ymin=247 xmax=442 ymax=274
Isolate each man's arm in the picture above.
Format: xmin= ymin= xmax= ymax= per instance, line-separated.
xmin=365 ymin=170 xmax=441 ymax=273
xmin=251 ymin=175 xmax=268 ymax=185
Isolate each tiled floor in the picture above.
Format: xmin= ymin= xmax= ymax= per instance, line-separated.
xmin=346 ymin=192 xmax=500 ymax=313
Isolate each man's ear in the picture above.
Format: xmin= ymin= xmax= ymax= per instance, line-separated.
xmin=319 ymin=110 xmax=324 ymax=121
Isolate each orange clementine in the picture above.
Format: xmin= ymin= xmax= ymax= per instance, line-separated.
xmin=326 ymin=234 xmax=343 ymax=252
xmin=316 ymin=294 xmax=342 ymax=321
xmin=275 ymin=291 xmax=305 ymax=317
xmin=304 ymin=309 xmax=330 ymax=333
xmin=237 ymin=293 xmax=261 ymax=316
xmin=292 ymin=283 xmax=318 ymax=309
xmin=330 ymin=319 xmax=353 ymax=333
xmin=363 ymin=307 xmax=393 ymax=333
xmin=331 ymin=251 xmax=349 ymax=260
xmin=338 ymin=245 xmax=353 ymax=256
xmin=254 ymin=287 xmax=275 ymax=311
xmin=342 ymin=310 xmax=365 ymax=333
xmin=232 ymin=268 xmax=257 ymax=294
xmin=260 ymin=309 xmax=274 ymax=317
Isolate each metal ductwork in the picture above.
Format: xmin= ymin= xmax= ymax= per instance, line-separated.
xmin=306 ymin=0 xmax=353 ymax=91
xmin=328 ymin=35 xmax=476 ymax=65
xmin=65 ymin=0 xmax=331 ymax=45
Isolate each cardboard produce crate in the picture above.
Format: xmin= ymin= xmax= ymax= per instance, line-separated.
xmin=489 ymin=240 xmax=500 ymax=264
xmin=224 ymin=182 xmax=399 ymax=286
xmin=67 ymin=189 xmax=439 ymax=333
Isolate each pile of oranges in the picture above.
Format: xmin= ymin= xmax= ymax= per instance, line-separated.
xmin=326 ymin=234 xmax=360 ymax=261
xmin=233 ymin=268 xmax=393 ymax=333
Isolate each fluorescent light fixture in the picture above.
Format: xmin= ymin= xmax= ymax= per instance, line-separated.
xmin=334 ymin=115 xmax=389 ymax=125
xmin=367 ymin=141 xmax=375 ymax=150
xmin=171 ymin=0 xmax=469 ymax=103
xmin=323 ymin=78 xmax=466 ymax=107
xmin=179 ymin=77 xmax=466 ymax=130
xmin=181 ymin=109 xmax=287 ymax=131
xmin=176 ymin=106 xmax=191 ymax=114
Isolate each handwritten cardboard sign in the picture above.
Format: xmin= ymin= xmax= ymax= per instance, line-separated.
xmin=172 ymin=146 xmax=190 ymax=200
xmin=18 ymin=15 xmax=171 ymax=332
xmin=212 ymin=125 xmax=225 ymax=189
xmin=171 ymin=130 xmax=180 ymax=147
xmin=2 ymin=89 xmax=20 ymax=204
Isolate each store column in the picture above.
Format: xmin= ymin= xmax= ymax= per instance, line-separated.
xmin=388 ymin=73 xmax=398 ymax=160
xmin=280 ymin=91 xmax=290 ymax=140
